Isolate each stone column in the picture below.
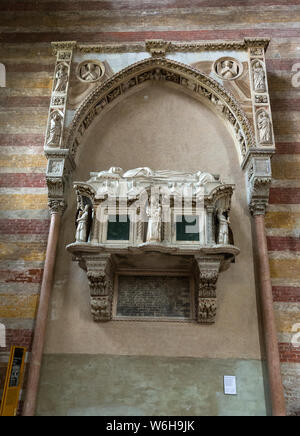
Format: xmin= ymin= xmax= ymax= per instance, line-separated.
xmin=22 ymin=201 xmax=64 ymax=416
xmin=194 ymin=255 xmax=221 ymax=323
xmin=248 ymin=159 xmax=286 ymax=416
xmin=251 ymin=203 xmax=286 ymax=416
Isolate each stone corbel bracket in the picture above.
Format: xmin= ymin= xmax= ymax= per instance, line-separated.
xmin=74 ymin=253 xmax=116 ymax=321
xmin=46 ymin=149 xmax=75 ymax=215
xmin=194 ymin=255 xmax=222 ymax=324
xmin=246 ymin=154 xmax=272 ymax=215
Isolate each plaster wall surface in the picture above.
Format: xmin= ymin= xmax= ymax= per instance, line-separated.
xmin=36 ymin=354 xmax=269 ymax=416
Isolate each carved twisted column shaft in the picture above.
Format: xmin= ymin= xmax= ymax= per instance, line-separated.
xmin=253 ymin=212 xmax=286 ymax=416
xmin=22 ymin=208 xmax=62 ymax=416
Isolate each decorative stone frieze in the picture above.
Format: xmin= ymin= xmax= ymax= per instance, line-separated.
xmin=77 ymin=37 xmax=269 ymax=54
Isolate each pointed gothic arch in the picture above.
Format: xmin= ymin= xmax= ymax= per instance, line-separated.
xmin=65 ymin=57 xmax=256 ymax=167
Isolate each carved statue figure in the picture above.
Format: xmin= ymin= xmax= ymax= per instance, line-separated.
xmin=253 ymin=61 xmax=266 ymax=92
xmin=47 ymin=112 xmax=62 ymax=146
xmin=123 ymin=167 xmax=153 ymax=178
xmin=146 ymin=199 xmax=162 ymax=243
xmin=97 ymin=167 xmax=123 ymax=178
xmin=80 ymin=62 xmax=102 ymax=82
xmin=257 ymin=111 xmax=272 ymax=144
xmin=151 ymin=68 xmax=163 ymax=81
xmin=122 ymin=168 xmax=216 ymax=184
xmin=196 ymin=171 xmax=216 ymax=184
xmin=53 ymin=64 xmax=68 ymax=93
xmin=75 ymin=205 xmax=90 ymax=242
xmin=217 ymin=209 xmax=230 ymax=245
xmin=217 ymin=59 xmax=239 ymax=80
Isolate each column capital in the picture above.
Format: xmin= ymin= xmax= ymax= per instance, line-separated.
xmin=48 ymin=199 xmax=67 ymax=215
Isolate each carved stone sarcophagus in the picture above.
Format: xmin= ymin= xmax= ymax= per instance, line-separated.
xmin=66 ymin=167 xmax=240 ymax=323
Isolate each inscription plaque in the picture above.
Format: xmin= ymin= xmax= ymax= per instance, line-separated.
xmin=115 ymin=275 xmax=192 ymax=319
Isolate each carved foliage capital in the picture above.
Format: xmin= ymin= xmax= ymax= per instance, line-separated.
xmin=48 ymin=199 xmax=67 ymax=215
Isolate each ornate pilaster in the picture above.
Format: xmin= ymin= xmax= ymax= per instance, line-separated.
xmin=45 ymin=41 xmax=76 ymax=151
xmin=84 ymin=254 xmax=115 ymax=321
xmin=194 ymin=256 xmax=221 ymax=323
xmin=248 ymin=41 xmax=275 ymax=149
xmin=45 ymin=41 xmax=77 ymax=215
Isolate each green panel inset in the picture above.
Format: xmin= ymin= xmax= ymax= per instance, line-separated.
xmin=176 ymin=215 xmax=199 ymax=241
xmin=107 ymin=215 xmax=130 ymax=241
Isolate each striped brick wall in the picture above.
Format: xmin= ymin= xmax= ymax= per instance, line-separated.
xmin=0 ymin=0 xmax=299 ymax=415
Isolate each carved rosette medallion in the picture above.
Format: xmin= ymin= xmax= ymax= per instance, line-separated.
xmin=213 ymin=57 xmax=243 ymax=81
xmin=77 ymin=60 xmax=105 ymax=83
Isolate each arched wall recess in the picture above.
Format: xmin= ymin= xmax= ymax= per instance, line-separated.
xmin=64 ymin=57 xmax=256 ymax=166
xmin=23 ymin=39 xmax=286 ymax=417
